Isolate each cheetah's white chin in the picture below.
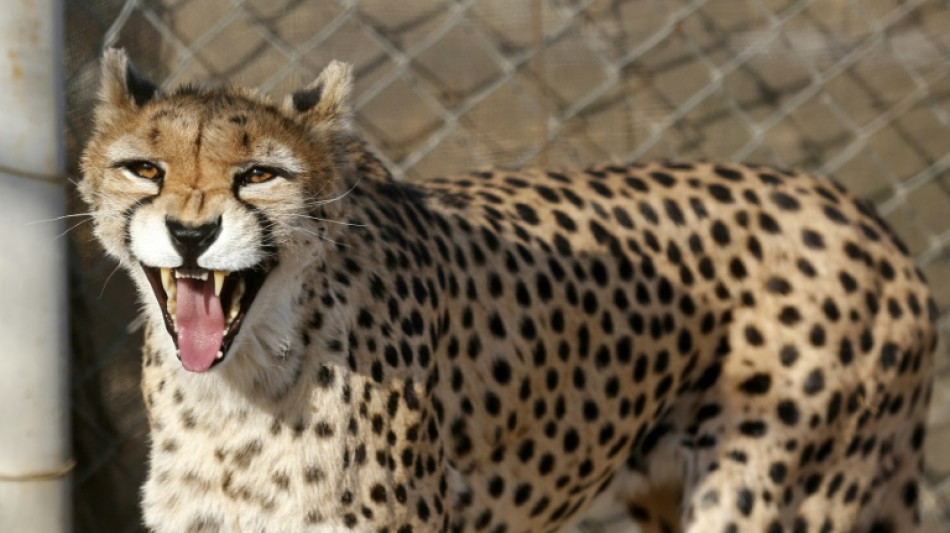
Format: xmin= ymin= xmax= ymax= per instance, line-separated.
xmin=141 ymin=264 xmax=272 ymax=372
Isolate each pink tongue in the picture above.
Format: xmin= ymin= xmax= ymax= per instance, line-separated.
xmin=175 ymin=277 xmax=224 ymax=373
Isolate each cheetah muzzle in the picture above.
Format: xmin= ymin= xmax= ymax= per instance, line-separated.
xmin=141 ymin=262 xmax=271 ymax=372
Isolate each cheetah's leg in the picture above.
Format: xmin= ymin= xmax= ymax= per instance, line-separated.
xmin=669 ymin=387 xmax=876 ymax=533
xmin=623 ymin=482 xmax=683 ymax=533
xmin=618 ymin=426 xmax=812 ymax=533
xmin=673 ymin=365 xmax=929 ymax=532
xmin=678 ymin=433 xmax=790 ymax=532
xmin=850 ymin=392 xmax=930 ymax=532
xmin=612 ymin=445 xmax=686 ymax=533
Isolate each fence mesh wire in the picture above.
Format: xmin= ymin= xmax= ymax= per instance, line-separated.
xmin=64 ymin=0 xmax=950 ymax=531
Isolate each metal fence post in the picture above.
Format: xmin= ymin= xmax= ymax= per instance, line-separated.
xmin=0 ymin=0 xmax=70 ymax=531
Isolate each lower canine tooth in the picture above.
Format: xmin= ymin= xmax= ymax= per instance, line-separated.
xmin=160 ymin=268 xmax=173 ymax=292
xmin=233 ymin=278 xmax=245 ymax=305
xmin=215 ymin=351 xmax=224 ymax=360
xmin=161 ymin=267 xmax=176 ymax=309
xmin=228 ymin=282 xmax=243 ymax=321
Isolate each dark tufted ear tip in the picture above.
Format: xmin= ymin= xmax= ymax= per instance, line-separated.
xmin=284 ymin=61 xmax=353 ymax=131
xmin=125 ymin=60 xmax=158 ymax=107
xmin=99 ymin=47 xmax=159 ymax=109
xmin=292 ymin=84 xmax=324 ymax=113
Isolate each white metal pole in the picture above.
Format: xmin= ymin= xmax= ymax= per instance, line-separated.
xmin=0 ymin=0 xmax=70 ymax=531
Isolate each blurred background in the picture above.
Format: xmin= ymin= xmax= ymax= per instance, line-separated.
xmin=57 ymin=0 xmax=950 ymax=531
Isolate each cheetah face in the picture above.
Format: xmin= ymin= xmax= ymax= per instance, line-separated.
xmin=112 ymin=153 xmax=290 ymax=374
xmin=79 ymin=49 xmax=353 ymax=373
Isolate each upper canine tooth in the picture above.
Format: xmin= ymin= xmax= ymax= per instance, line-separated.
xmin=214 ymin=271 xmax=226 ymax=296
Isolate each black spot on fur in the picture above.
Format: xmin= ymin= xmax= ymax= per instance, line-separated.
xmin=736 ymin=488 xmax=755 ymax=516
xmin=777 ymin=400 xmax=800 ymax=426
xmin=739 ymin=374 xmax=772 ymax=395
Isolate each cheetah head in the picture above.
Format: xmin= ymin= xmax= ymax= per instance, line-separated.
xmin=79 ymin=49 xmax=354 ymax=373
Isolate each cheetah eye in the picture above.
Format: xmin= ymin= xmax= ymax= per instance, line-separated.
xmin=121 ymin=160 xmax=164 ymax=181
xmin=237 ymin=166 xmax=285 ymax=186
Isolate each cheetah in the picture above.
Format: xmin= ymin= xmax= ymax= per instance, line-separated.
xmin=79 ymin=49 xmax=937 ymax=533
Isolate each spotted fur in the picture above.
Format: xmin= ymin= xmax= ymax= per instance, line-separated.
xmin=80 ymin=50 xmax=937 ymax=533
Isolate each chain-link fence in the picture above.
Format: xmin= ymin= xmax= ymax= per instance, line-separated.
xmin=65 ymin=0 xmax=950 ymax=531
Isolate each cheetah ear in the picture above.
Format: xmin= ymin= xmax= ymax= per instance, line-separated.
xmin=284 ymin=60 xmax=353 ymax=134
xmin=96 ymin=48 xmax=159 ymax=125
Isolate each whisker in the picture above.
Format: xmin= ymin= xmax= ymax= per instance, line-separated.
xmin=291 ymin=226 xmax=350 ymax=248
xmin=55 ymin=217 xmax=97 ymax=240
xmin=311 ymin=176 xmax=363 ymax=207
xmin=27 ymin=211 xmax=110 ymax=225
xmin=275 ymin=213 xmax=367 ymax=228
xmin=98 ymin=262 xmax=124 ymax=300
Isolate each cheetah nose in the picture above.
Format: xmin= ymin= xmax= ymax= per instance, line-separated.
xmin=166 ymin=217 xmax=222 ymax=266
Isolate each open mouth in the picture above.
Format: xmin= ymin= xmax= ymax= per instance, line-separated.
xmin=142 ymin=264 xmax=270 ymax=372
